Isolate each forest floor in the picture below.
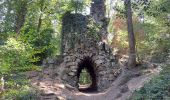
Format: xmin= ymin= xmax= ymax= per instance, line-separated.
xmin=27 ymin=64 xmax=161 ymax=100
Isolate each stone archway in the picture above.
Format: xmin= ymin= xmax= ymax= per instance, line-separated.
xmin=77 ymin=57 xmax=97 ymax=92
xmin=58 ymin=36 xmax=121 ymax=92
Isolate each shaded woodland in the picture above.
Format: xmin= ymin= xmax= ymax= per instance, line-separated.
xmin=0 ymin=0 xmax=170 ymax=100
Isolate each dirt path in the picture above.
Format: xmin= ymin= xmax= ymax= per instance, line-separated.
xmin=28 ymin=66 xmax=161 ymax=100
xmin=73 ymin=68 xmax=160 ymax=100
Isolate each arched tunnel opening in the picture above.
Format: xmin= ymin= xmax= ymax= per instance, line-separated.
xmin=77 ymin=57 xmax=97 ymax=92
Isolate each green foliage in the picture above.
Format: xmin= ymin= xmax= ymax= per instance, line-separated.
xmin=112 ymin=0 xmax=170 ymax=62
xmin=0 ymin=0 xmax=61 ymax=97
xmin=114 ymin=0 xmax=126 ymax=18
xmin=58 ymin=0 xmax=91 ymax=13
xmin=79 ymin=69 xmax=92 ymax=85
xmin=135 ymin=16 xmax=170 ymax=62
xmin=2 ymin=86 xmax=40 ymax=100
xmin=0 ymin=37 xmax=39 ymax=75
xmin=0 ymin=0 xmax=170 ymax=99
xmin=0 ymin=36 xmax=40 ymax=99
xmin=20 ymin=27 xmax=55 ymax=64
xmin=87 ymin=17 xmax=101 ymax=41
xmin=131 ymin=64 xmax=170 ymax=100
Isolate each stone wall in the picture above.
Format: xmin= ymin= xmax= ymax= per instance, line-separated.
xmin=42 ymin=37 xmax=121 ymax=92
xmin=59 ymin=37 xmax=120 ymax=92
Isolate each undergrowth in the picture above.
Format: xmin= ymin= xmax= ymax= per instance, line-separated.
xmin=131 ymin=64 xmax=170 ymax=100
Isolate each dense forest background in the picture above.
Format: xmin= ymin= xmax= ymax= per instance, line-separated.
xmin=0 ymin=0 xmax=170 ymax=99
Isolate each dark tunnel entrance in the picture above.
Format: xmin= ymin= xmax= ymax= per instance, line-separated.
xmin=77 ymin=57 xmax=97 ymax=92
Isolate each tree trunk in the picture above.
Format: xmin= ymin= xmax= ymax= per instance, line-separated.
xmin=124 ymin=0 xmax=136 ymax=68
xmin=14 ymin=1 xmax=28 ymax=34
xmin=0 ymin=77 xmax=4 ymax=92
xmin=4 ymin=0 xmax=13 ymax=32
xmin=37 ymin=0 xmax=45 ymax=33
xmin=37 ymin=15 xmax=42 ymax=33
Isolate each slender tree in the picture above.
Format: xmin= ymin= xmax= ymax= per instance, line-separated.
xmin=37 ymin=0 xmax=45 ymax=33
xmin=124 ymin=0 xmax=136 ymax=68
xmin=14 ymin=0 xmax=28 ymax=34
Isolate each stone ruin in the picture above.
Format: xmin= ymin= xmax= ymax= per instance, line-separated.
xmin=42 ymin=13 xmax=121 ymax=92
xmin=43 ymin=38 xmax=121 ymax=92
xmin=60 ymin=38 xmax=121 ymax=92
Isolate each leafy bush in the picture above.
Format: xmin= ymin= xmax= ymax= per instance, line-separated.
xmin=2 ymin=86 xmax=40 ymax=100
xmin=20 ymin=27 xmax=56 ymax=65
xmin=131 ymin=64 xmax=170 ymax=100
xmin=0 ymin=37 xmax=39 ymax=75
xmin=0 ymin=36 xmax=40 ymax=99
